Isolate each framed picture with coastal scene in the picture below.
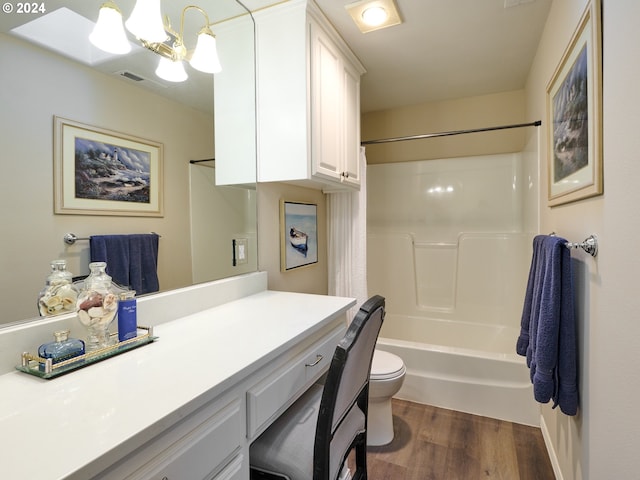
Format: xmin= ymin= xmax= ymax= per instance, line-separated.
xmin=54 ymin=116 xmax=164 ymax=216
xmin=280 ymin=200 xmax=318 ymax=271
xmin=546 ymin=0 xmax=602 ymax=206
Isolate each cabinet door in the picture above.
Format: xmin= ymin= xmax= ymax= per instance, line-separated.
xmin=214 ymin=16 xmax=257 ymax=186
xmin=310 ymin=20 xmax=342 ymax=182
xmin=341 ymin=60 xmax=361 ymax=187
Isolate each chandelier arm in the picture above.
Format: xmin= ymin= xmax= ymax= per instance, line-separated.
xmin=180 ymin=5 xmax=212 ymax=39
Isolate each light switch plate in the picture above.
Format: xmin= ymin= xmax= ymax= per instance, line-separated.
xmin=233 ymin=238 xmax=248 ymax=266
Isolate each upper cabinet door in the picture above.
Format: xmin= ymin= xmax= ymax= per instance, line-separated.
xmin=214 ymin=15 xmax=257 ymax=187
xmin=341 ymin=59 xmax=362 ymax=187
xmin=310 ymin=21 xmax=342 ymax=183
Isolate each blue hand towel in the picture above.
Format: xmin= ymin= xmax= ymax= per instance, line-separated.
xmin=516 ymin=234 xmax=578 ymax=416
xmin=90 ymin=234 xmax=160 ymax=295
xmin=90 ymin=235 xmax=130 ymax=287
xmin=128 ymin=233 xmax=160 ymax=295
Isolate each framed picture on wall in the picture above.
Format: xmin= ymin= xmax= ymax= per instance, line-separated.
xmin=280 ymin=200 xmax=318 ymax=271
xmin=546 ymin=0 xmax=602 ymax=207
xmin=54 ymin=116 xmax=164 ymax=217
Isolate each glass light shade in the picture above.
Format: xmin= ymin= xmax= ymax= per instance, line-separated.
xmin=361 ymin=6 xmax=388 ymax=26
xmin=89 ymin=3 xmax=131 ymax=54
xmin=125 ymin=0 xmax=166 ymax=43
xmin=189 ymin=29 xmax=222 ymax=74
xmin=155 ymin=57 xmax=188 ymax=82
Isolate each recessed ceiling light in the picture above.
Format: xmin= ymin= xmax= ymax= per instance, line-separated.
xmin=346 ymin=0 xmax=402 ymax=34
xmin=361 ymin=6 xmax=388 ymax=27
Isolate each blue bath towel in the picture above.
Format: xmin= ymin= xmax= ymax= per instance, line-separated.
xmin=90 ymin=234 xmax=160 ymax=295
xmin=516 ymin=234 xmax=578 ymax=415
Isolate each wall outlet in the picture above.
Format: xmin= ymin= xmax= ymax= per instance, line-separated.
xmin=232 ymin=238 xmax=248 ymax=266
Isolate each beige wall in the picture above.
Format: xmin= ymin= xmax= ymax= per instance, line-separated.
xmin=1 ymin=34 xmax=213 ymax=323
xmin=525 ymin=0 xmax=640 ymax=478
xmin=362 ymin=90 xmax=527 ymax=164
xmin=257 ymin=182 xmax=328 ymax=295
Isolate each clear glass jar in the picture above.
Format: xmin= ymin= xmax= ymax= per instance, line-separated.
xmin=38 ymin=260 xmax=78 ymax=316
xmin=76 ymin=262 xmax=119 ymax=351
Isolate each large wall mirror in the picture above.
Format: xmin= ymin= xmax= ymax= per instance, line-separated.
xmin=0 ymin=0 xmax=258 ymax=326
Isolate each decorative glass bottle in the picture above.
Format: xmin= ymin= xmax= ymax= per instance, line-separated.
xmin=76 ymin=262 xmax=119 ymax=351
xmin=38 ymin=330 xmax=85 ymax=370
xmin=38 ymin=260 xmax=78 ymax=316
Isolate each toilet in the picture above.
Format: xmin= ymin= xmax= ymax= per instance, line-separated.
xmin=367 ymin=349 xmax=406 ymax=446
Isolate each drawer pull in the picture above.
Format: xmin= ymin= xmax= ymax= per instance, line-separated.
xmin=305 ymin=355 xmax=323 ymax=367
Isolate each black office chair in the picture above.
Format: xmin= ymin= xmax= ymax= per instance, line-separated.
xmin=250 ymin=295 xmax=385 ymax=480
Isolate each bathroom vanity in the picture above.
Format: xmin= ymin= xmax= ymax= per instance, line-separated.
xmin=0 ymin=272 xmax=354 ymax=479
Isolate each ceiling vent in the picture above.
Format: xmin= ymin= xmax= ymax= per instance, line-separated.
xmin=115 ymin=70 xmax=168 ymax=88
xmin=120 ymin=71 xmax=144 ymax=82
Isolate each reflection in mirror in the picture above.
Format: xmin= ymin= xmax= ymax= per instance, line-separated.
xmin=0 ymin=0 xmax=257 ymax=326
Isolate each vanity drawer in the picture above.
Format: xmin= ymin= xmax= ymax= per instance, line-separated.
xmin=304 ymin=326 xmax=345 ymax=382
xmin=209 ymin=454 xmax=246 ymax=480
xmin=97 ymin=396 xmax=242 ymax=480
xmin=246 ymin=322 xmax=346 ymax=439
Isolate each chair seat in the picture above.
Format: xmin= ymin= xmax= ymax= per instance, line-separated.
xmin=250 ymin=384 xmax=366 ymax=480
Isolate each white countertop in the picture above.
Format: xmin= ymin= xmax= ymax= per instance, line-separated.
xmin=0 ymin=290 xmax=355 ymax=480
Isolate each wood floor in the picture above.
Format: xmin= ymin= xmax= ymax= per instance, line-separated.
xmin=352 ymin=399 xmax=555 ymax=480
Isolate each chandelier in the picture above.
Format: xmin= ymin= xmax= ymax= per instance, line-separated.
xmin=89 ymin=0 xmax=222 ymax=83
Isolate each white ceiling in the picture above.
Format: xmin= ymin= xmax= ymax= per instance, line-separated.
xmin=1 ymin=0 xmax=552 ymax=114
xmin=314 ymin=0 xmax=553 ymax=112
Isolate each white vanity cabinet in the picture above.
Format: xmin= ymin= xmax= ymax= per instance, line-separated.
xmin=0 ymin=276 xmax=356 ymax=480
xmin=94 ymin=395 xmax=246 ymax=480
xmin=253 ymin=0 xmax=365 ymax=190
xmin=94 ymin=319 xmax=346 ymax=480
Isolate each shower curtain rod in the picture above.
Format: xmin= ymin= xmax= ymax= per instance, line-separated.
xmin=361 ymin=120 xmax=541 ymax=146
xmin=190 ymin=158 xmax=215 ymax=169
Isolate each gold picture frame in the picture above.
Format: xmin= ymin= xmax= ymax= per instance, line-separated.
xmin=546 ymin=0 xmax=602 ymax=207
xmin=54 ymin=116 xmax=164 ymax=217
xmin=280 ymin=200 xmax=318 ymax=271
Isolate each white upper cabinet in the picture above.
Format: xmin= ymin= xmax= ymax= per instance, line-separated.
xmin=214 ymin=14 xmax=257 ymax=187
xmin=254 ymin=0 xmax=365 ymax=190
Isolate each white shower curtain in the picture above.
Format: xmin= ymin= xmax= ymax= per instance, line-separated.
xmin=327 ymin=147 xmax=368 ymax=322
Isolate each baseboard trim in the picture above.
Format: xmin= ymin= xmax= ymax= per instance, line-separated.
xmin=540 ymin=413 xmax=562 ymax=480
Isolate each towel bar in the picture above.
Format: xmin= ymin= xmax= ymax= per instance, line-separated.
xmin=550 ymin=233 xmax=598 ymax=257
xmin=565 ymin=234 xmax=598 ymax=257
xmin=63 ymin=232 xmax=161 ymax=245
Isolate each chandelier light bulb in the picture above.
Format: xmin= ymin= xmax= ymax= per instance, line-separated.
xmin=89 ymin=2 xmax=131 ymax=54
xmin=155 ymin=57 xmax=188 ymax=82
xmin=190 ymin=28 xmax=222 ymax=74
xmin=125 ymin=0 xmax=167 ymax=43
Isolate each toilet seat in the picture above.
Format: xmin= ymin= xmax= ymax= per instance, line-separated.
xmin=370 ymin=350 xmax=405 ymax=381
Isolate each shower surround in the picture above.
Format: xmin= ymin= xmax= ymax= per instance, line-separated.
xmin=367 ymin=152 xmax=539 ymax=425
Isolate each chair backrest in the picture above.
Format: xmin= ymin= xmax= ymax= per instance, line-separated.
xmin=314 ymin=295 xmax=385 ymax=479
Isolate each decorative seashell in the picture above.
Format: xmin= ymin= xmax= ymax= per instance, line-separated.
xmin=79 ymin=293 xmax=104 ymax=311
xmin=77 ymin=309 xmax=92 ymax=326
xmin=45 ymin=296 xmax=62 ymax=308
xmin=61 ymin=297 xmax=75 ymax=309
xmin=47 ymin=303 xmax=64 ymax=314
xmin=88 ymin=306 xmax=106 ymax=318
xmin=102 ymin=293 xmax=117 ymax=311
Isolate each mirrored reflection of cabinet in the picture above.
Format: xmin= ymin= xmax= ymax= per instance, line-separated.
xmin=214 ymin=13 xmax=257 ymax=187
xmin=254 ymin=0 xmax=365 ymax=190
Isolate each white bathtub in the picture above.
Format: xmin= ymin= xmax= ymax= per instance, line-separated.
xmin=377 ymin=313 xmax=540 ymax=426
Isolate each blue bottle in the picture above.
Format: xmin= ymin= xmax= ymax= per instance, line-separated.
xmin=118 ymin=291 xmax=137 ymax=342
xmin=38 ymin=330 xmax=85 ymax=370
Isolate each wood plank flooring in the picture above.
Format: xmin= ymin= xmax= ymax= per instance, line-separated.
xmin=353 ymin=399 xmax=555 ymax=480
